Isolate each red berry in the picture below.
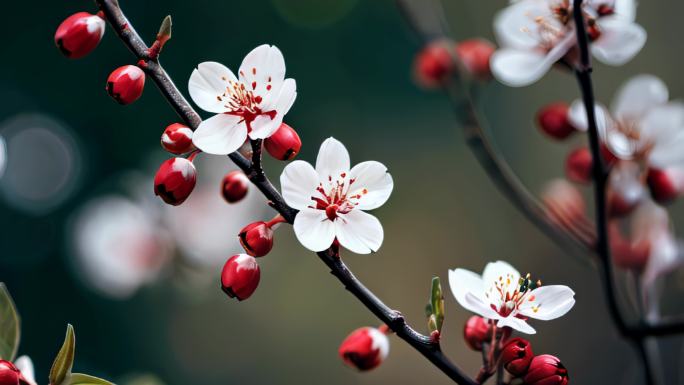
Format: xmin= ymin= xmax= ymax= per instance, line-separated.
xmin=463 ymin=316 xmax=491 ymax=351
xmin=238 ymin=222 xmax=274 ymax=257
xmin=221 ymin=254 xmax=261 ymax=301
xmin=0 ymin=360 xmax=21 ymax=385
xmin=161 ymin=123 xmax=195 ymax=154
xmin=264 ymin=123 xmax=302 ymax=161
xmin=221 ymin=171 xmax=249 ymax=203
xmin=455 ymin=38 xmax=495 ymax=80
xmin=106 ymin=65 xmax=145 ymax=105
xmin=536 ymin=102 xmax=576 ymax=140
xmin=413 ymin=40 xmax=455 ymax=88
xmin=338 ymin=327 xmax=389 ymax=371
xmin=647 ymin=168 xmax=679 ymax=204
xmin=55 ymin=12 xmax=105 ymax=59
xmin=565 ymin=147 xmax=593 ymax=183
xmin=501 ymin=338 xmax=534 ymax=377
xmin=523 ymin=355 xmax=569 ymax=385
xmin=153 ymin=158 xmax=197 ymax=206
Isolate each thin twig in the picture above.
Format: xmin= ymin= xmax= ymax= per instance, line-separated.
xmin=92 ymin=0 xmax=476 ymax=383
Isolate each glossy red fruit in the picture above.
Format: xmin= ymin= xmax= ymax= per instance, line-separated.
xmin=537 ymin=103 xmax=577 ymax=140
xmin=338 ymin=327 xmax=389 ymax=371
xmin=414 ymin=40 xmax=455 ymax=88
xmin=565 ymin=147 xmax=593 ymax=184
xmin=463 ymin=315 xmax=491 ymax=351
xmin=523 ymin=355 xmax=569 ymax=385
xmin=0 ymin=360 xmax=21 ymax=385
xmin=153 ymin=158 xmax=197 ymax=206
xmin=501 ymin=338 xmax=534 ymax=377
xmin=220 ymin=254 xmax=261 ymax=301
xmin=455 ymin=38 xmax=495 ymax=80
xmin=55 ymin=12 xmax=105 ymax=59
xmin=106 ymin=65 xmax=146 ymax=105
xmin=238 ymin=222 xmax=274 ymax=257
xmin=264 ymin=123 xmax=302 ymax=161
xmin=647 ymin=168 xmax=679 ymax=204
xmin=161 ymin=123 xmax=195 ymax=154
xmin=221 ymin=171 xmax=249 ymax=203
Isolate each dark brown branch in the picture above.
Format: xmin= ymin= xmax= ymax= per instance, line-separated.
xmin=93 ymin=1 xmax=476 ymax=383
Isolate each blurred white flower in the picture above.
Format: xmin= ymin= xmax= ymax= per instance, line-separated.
xmin=189 ymin=44 xmax=297 ymax=155
xmin=491 ymin=0 xmax=645 ymax=86
xmin=14 ymin=355 xmax=36 ymax=385
xmin=449 ymin=261 xmax=576 ymax=334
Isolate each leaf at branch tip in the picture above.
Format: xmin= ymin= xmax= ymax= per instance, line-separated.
xmin=50 ymin=324 xmax=76 ymax=385
xmin=430 ymin=277 xmax=444 ymax=333
xmin=158 ymin=15 xmax=172 ymax=40
xmin=70 ymin=373 xmax=115 ymax=385
xmin=0 ymin=283 xmax=20 ymax=361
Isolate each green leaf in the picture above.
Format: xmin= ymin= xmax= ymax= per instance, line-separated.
xmin=50 ymin=324 xmax=76 ymax=385
xmin=0 ymin=283 xmax=20 ymax=361
xmin=70 ymin=373 xmax=115 ymax=385
xmin=430 ymin=277 xmax=444 ymax=333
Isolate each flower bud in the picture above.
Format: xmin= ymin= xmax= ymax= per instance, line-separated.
xmin=463 ymin=315 xmax=491 ymax=351
xmin=220 ymin=254 xmax=260 ymax=301
xmin=264 ymin=123 xmax=302 ymax=161
xmin=0 ymin=360 xmax=21 ymax=385
xmin=565 ymin=147 xmax=592 ymax=184
xmin=413 ymin=40 xmax=455 ymax=88
xmin=536 ymin=102 xmax=576 ymax=140
xmin=609 ymin=223 xmax=650 ymax=272
xmin=221 ymin=170 xmax=249 ymax=203
xmin=501 ymin=338 xmax=534 ymax=377
xmin=647 ymin=168 xmax=679 ymax=204
xmin=55 ymin=12 xmax=105 ymax=59
xmin=239 ymin=221 xmax=274 ymax=257
xmin=338 ymin=327 xmax=389 ymax=371
xmin=106 ymin=65 xmax=146 ymax=105
xmin=154 ymin=157 xmax=197 ymax=206
xmin=455 ymin=38 xmax=495 ymax=80
xmin=523 ymin=355 xmax=569 ymax=385
xmin=161 ymin=123 xmax=195 ymax=154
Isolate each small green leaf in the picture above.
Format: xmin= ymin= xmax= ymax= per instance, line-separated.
xmin=430 ymin=277 xmax=444 ymax=332
xmin=0 ymin=283 xmax=20 ymax=361
xmin=157 ymin=16 xmax=172 ymax=40
xmin=424 ymin=303 xmax=432 ymax=318
xmin=70 ymin=373 xmax=115 ymax=385
xmin=50 ymin=324 xmax=76 ymax=385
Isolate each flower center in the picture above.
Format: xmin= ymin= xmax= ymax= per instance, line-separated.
xmin=218 ymin=79 xmax=276 ymax=130
xmin=309 ymin=173 xmax=368 ymax=221
xmin=487 ymin=273 xmax=542 ymax=317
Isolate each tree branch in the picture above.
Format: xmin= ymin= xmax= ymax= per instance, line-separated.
xmin=93 ymin=0 xmax=476 ymax=383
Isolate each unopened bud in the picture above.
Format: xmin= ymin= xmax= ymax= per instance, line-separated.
xmin=565 ymin=147 xmax=593 ymax=183
xmin=221 ymin=170 xmax=249 ymax=203
xmin=537 ymin=102 xmax=576 ymax=140
xmin=501 ymin=338 xmax=534 ymax=377
xmin=239 ymin=221 xmax=274 ymax=257
xmin=338 ymin=327 xmax=389 ymax=371
xmin=55 ymin=12 xmax=105 ymax=59
xmin=161 ymin=123 xmax=195 ymax=154
xmin=221 ymin=254 xmax=260 ymax=301
xmin=153 ymin=157 xmax=197 ymax=206
xmin=463 ymin=315 xmax=491 ymax=351
xmin=523 ymin=355 xmax=569 ymax=385
xmin=647 ymin=168 xmax=679 ymax=204
xmin=609 ymin=223 xmax=650 ymax=272
xmin=0 ymin=360 xmax=21 ymax=385
xmin=413 ymin=40 xmax=455 ymax=88
xmin=106 ymin=65 xmax=146 ymax=105
xmin=264 ymin=123 xmax=302 ymax=161
xmin=455 ymin=38 xmax=495 ymax=80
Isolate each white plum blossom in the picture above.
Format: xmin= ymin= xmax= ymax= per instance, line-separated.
xmin=449 ymin=261 xmax=576 ymax=334
xmin=189 ymin=44 xmax=297 ymax=155
xmin=280 ymin=138 xmax=393 ymax=254
xmin=492 ymin=0 xmax=646 ymax=86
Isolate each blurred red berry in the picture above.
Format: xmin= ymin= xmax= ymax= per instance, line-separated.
xmin=501 ymin=337 xmax=534 ymax=377
xmin=221 ymin=170 xmax=249 ymax=203
xmin=55 ymin=12 xmax=105 ymax=59
xmin=463 ymin=315 xmax=491 ymax=351
xmin=221 ymin=254 xmax=261 ymax=301
xmin=264 ymin=123 xmax=302 ymax=161
xmin=239 ymin=221 xmax=274 ymax=257
xmin=0 ymin=360 xmax=21 ymax=385
xmin=565 ymin=147 xmax=593 ymax=184
xmin=414 ymin=40 xmax=455 ymax=88
xmin=153 ymin=157 xmax=197 ymax=206
xmin=536 ymin=103 xmax=576 ymax=140
xmin=455 ymin=38 xmax=495 ymax=80
xmin=647 ymin=168 xmax=679 ymax=204
xmin=338 ymin=327 xmax=389 ymax=371
xmin=161 ymin=123 xmax=195 ymax=154
xmin=524 ymin=355 xmax=569 ymax=385
xmin=106 ymin=65 xmax=145 ymax=105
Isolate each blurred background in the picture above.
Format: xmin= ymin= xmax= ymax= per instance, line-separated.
xmin=1 ymin=0 xmax=683 ymax=384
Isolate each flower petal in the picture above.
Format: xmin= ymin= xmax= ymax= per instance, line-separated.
xmin=448 ymin=268 xmax=485 ymax=309
xmin=490 ymin=49 xmax=551 ymax=87
xmin=568 ymin=100 xmax=620 ymax=153
xmin=315 ymin=137 xmax=351 ymax=182
xmin=609 ymin=161 xmax=646 ymax=205
xmin=349 ymin=161 xmax=394 ymax=211
xmin=238 ymin=44 xmax=286 ymax=108
xmin=335 ymin=210 xmax=384 ymax=254
xmin=496 ymin=317 xmax=536 ymax=334
xmin=642 ymin=102 xmax=684 ymax=168
xmin=281 ymin=160 xmax=319 ymax=210
xmin=14 ymin=356 xmax=36 ymax=385
xmin=464 ymin=292 xmax=502 ymax=320
xmin=591 ymin=19 xmax=646 ymax=66
xmin=293 ymin=208 xmax=336 ymax=252
xmin=612 ymin=0 xmax=637 ymax=22
xmin=188 ymin=62 xmax=236 ymax=113
xmin=611 ymin=74 xmax=668 ymax=123
xmin=482 ymin=260 xmax=520 ymax=288
xmin=249 ymin=78 xmax=297 ymax=139
xmin=192 ymin=114 xmax=246 ymax=155
xmin=493 ymin=0 xmax=556 ymax=50
xmin=518 ymin=285 xmax=576 ymax=320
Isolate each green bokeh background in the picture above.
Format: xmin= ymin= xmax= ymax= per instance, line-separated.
xmin=1 ymin=0 xmax=683 ymax=384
